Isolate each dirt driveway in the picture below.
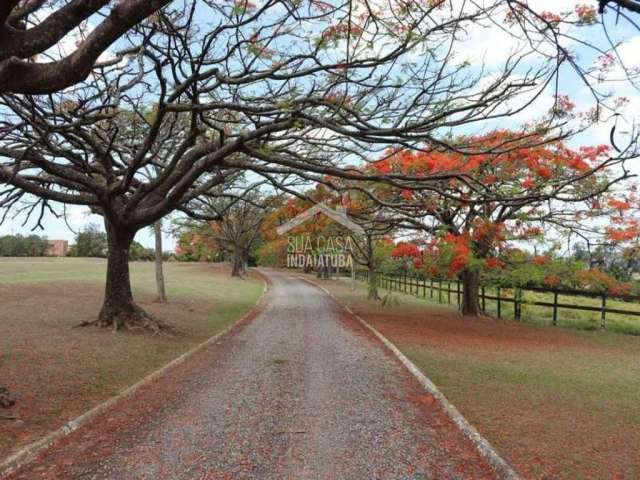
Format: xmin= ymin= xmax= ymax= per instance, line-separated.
xmin=4 ymin=270 xmax=497 ymax=480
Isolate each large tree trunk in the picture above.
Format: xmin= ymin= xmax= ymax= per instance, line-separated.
xmin=460 ymin=268 xmax=482 ymax=316
xmin=154 ymin=221 xmax=167 ymax=303
xmin=316 ymin=265 xmax=331 ymax=278
xmin=241 ymin=248 xmax=249 ymax=275
xmin=231 ymin=245 xmax=243 ymax=277
xmin=367 ymin=267 xmax=381 ymax=300
xmin=365 ymin=237 xmax=380 ymax=300
xmin=351 ymin=255 xmax=356 ymax=291
xmin=80 ymin=220 xmax=171 ymax=332
xmin=322 ymin=261 xmax=331 ymax=278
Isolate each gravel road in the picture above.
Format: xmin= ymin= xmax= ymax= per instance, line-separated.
xmin=4 ymin=270 xmax=497 ymax=480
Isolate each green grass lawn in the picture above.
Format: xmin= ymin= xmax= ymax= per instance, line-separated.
xmin=0 ymin=257 xmax=106 ymax=284
xmin=0 ymin=258 xmax=264 ymax=458
xmin=369 ymin=275 xmax=640 ymax=335
xmin=315 ymin=275 xmax=640 ymax=480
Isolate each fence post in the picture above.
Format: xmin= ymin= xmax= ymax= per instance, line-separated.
xmin=481 ymin=286 xmax=486 ymax=312
xmin=600 ymin=294 xmax=607 ymax=330
xmin=497 ymin=287 xmax=501 ymax=319
xmin=447 ymin=281 xmax=451 ymax=304
xmin=438 ymin=280 xmax=443 ymax=303
xmin=552 ymin=291 xmax=558 ymax=326
xmin=456 ymin=280 xmax=461 ymax=307
xmin=430 ymin=279 xmax=434 ymax=299
xmin=422 ymin=277 xmax=426 ymax=297
xmin=514 ymin=288 xmax=521 ymax=321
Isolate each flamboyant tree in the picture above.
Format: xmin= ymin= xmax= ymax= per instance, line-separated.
xmin=604 ymin=186 xmax=640 ymax=276
xmin=350 ymin=230 xmax=397 ymax=299
xmin=258 ymin=186 xmax=351 ymax=277
xmin=0 ymin=0 xmax=634 ymax=329
xmin=194 ymin=192 xmax=274 ymax=277
xmin=333 ymin=188 xmax=405 ymax=297
xmin=176 ymin=229 xmax=221 ymax=262
xmin=370 ymin=129 xmax=632 ymax=315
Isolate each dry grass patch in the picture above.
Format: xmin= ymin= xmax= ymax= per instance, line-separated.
xmin=0 ymin=258 xmax=264 ymax=459
xmin=310 ymin=274 xmax=640 ymax=480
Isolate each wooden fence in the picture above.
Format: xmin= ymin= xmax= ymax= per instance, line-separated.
xmin=355 ymin=270 xmax=640 ymax=330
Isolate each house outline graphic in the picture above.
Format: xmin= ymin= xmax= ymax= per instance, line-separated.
xmin=276 ymin=202 xmax=365 ymax=236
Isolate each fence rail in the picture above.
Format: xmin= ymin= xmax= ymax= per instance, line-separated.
xmin=355 ymin=270 xmax=640 ymax=330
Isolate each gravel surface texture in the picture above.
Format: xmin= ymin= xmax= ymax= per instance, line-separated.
xmin=3 ymin=270 xmax=497 ymax=479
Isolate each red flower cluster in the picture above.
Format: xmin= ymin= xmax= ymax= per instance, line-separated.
xmin=322 ymin=22 xmax=364 ymax=41
xmin=531 ymin=255 xmax=550 ymax=266
xmin=607 ymin=219 xmax=640 ymax=243
xmin=391 ymin=242 xmax=422 ymax=259
xmin=372 ymin=130 xmax=607 ymax=189
xmin=539 ymin=11 xmax=562 ymax=25
xmin=485 ymin=257 xmax=505 ymax=269
xmin=444 ymin=233 xmax=472 ymax=275
xmin=607 ymin=198 xmax=631 ymax=211
xmin=575 ymin=3 xmax=598 ymax=24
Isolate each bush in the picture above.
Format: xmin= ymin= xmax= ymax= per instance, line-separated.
xmin=0 ymin=234 xmax=49 ymax=257
xmin=129 ymin=241 xmax=155 ymax=261
xmin=67 ymin=225 xmax=107 ymax=258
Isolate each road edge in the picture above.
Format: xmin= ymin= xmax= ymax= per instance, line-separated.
xmin=0 ymin=272 xmax=270 ymax=479
xmin=298 ymin=275 xmax=521 ymax=480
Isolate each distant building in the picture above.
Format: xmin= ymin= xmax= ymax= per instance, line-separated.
xmin=46 ymin=240 xmax=69 ymax=257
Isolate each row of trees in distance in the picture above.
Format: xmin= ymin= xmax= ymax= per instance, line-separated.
xmin=177 ymin=158 xmax=640 ymax=311
xmin=0 ymin=226 xmax=167 ymax=261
